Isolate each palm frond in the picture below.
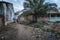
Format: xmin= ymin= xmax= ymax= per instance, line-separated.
xmin=48 ymin=3 xmax=57 ymax=7
xmin=24 ymin=0 xmax=58 ymax=17
xmin=23 ymin=2 xmax=30 ymax=8
xmin=25 ymin=0 xmax=34 ymax=7
xmin=37 ymin=0 xmax=45 ymax=9
xmin=33 ymin=0 xmax=39 ymax=6
xmin=23 ymin=10 xmax=32 ymax=16
xmin=48 ymin=7 xmax=58 ymax=12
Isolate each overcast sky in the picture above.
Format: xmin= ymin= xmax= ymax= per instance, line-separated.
xmin=0 ymin=0 xmax=60 ymax=12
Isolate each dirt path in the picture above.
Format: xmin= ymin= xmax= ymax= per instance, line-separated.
xmin=14 ymin=23 xmax=60 ymax=40
xmin=15 ymin=24 xmax=33 ymax=40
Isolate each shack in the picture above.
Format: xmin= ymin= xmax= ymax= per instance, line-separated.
xmin=0 ymin=1 xmax=14 ymax=26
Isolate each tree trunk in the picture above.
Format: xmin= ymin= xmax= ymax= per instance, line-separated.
xmin=33 ymin=14 xmax=37 ymax=23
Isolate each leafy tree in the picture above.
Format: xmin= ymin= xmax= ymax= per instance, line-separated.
xmin=23 ymin=0 xmax=58 ymax=23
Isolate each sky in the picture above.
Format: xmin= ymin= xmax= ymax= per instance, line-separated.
xmin=0 ymin=0 xmax=60 ymax=12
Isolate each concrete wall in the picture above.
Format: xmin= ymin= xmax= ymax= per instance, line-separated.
xmin=18 ymin=15 xmax=33 ymax=23
xmin=37 ymin=17 xmax=48 ymax=22
xmin=48 ymin=17 xmax=60 ymax=22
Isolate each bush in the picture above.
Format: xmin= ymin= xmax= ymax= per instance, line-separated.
xmin=34 ymin=23 xmax=43 ymax=29
xmin=55 ymin=31 xmax=60 ymax=35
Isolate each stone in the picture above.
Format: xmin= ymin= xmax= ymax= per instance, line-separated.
xmin=0 ymin=28 xmax=17 ymax=40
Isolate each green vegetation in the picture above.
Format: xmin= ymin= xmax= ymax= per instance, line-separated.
xmin=56 ymin=32 xmax=60 ymax=35
xmin=46 ymin=28 xmax=55 ymax=33
xmin=34 ymin=23 xmax=43 ymax=28
xmin=34 ymin=23 xmax=60 ymax=35
xmin=22 ymin=10 xmax=32 ymax=16
xmin=23 ymin=0 xmax=58 ymax=23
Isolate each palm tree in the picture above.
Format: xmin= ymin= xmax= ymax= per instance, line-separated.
xmin=23 ymin=0 xmax=58 ymax=23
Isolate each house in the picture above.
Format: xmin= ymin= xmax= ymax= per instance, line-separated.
xmin=0 ymin=1 xmax=14 ymax=26
xmin=47 ymin=10 xmax=60 ymax=22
